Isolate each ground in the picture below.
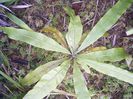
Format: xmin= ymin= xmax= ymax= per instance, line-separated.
xmin=0 ymin=0 xmax=133 ymax=99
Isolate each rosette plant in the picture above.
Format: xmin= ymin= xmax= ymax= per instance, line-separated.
xmin=0 ymin=0 xmax=133 ymax=99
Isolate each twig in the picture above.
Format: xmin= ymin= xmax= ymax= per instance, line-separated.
xmin=63 ymin=16 xmax=66 ymax=28
xmin=112 ymin=0 xmax=116 ymax=5
xmin=84 ymin=19 xmax=93 ymax=26
xmin=111 ymin=23 xmax=119 ymax=29
xmin=65 ymin=95 xmax=70 ymax=99
xmin=101 ymin=1 xmax=106 ymax=12
xmin=91 ymin=0 xmax=99 ymax=28
xmin=11 ymin=4 xmax=32 ymax=9
xmin=53 ymin=89 xmax=76 ymax=97
xmin=72 ymin=1 xmax=84 ymax=4
xmin=52 ymin=5 xmax=55 ymax=14
xmin=1 ymin=64 xmax=9 ymax=75
xmin=46 ymin=94 xmax=51 ymax=99
xmin=3 ymin=84 xmax=13 ymax=94
xmin=112 ymin=35 xmax=117 ymax=46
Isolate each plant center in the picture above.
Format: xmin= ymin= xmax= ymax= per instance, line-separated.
xmin=70 ymin=53 xmax=77 ymax=60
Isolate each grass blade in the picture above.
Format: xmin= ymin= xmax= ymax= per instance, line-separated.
xmin=0 ymin=50 xmax=10 ymax=69
xmin=0 ymin=0 xmax=12 ymax=3
xmin=0 ymin=70 xmax=22 ymax=89
xmin=6 ymin=13 xmax=32 ymax=31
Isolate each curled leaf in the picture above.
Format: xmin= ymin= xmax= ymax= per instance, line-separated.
xmin=40 ymin=26 xmax=67 ymax=48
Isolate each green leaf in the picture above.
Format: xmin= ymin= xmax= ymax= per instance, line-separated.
xmin=78 ymin=48 xmax=128 ymax=62
xmin=0 ymin=70 xmax=22 ymax=89
xmin=23 ymin=60 xmax=70 ymax=99
xmin=4 ymin=0 xmax=19 ymax=5
xmin=0 ymin=27 xmax=70 ymax=54
xmin=0 ymin=0 xmax=18 ymax=5
xmin=21 ymin=59 xmax=64 ymax=86
xmin=78 ymin=59 xmax=133 ymax=85
xmin=0 ymin=0 xmax=12 ymax=3
xmin=78 ymin=0 xmax=133 ymax=52
xmin=65 ymin=7 xmax=83 ymax=52
xmin=0 ymin=50 xmax=10 ymax=69
xmin=126 ymin=28 xmax=133 ymax=36
xmin=73 ymin=63 xmax=91 ymax=99
xmin=6 ymin=13 xmax=32 ymax=31
xmin=64 ymin=7 xmax=75 ymax=18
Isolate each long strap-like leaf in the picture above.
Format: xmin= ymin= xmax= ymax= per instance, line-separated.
xmin=73 ymin=63 xmax=91 ymax=99
xmin=64 ymin=7 xmax=83 ymax=53
xmin=20 ymin=59 xmax=64 ymax=86
xmin=78 ymin=0 xmax=133 ymax=52
xmin=78 ymin=59 xmax=133 ymax=85
xmin=78 ymin=48 xmax=128 ymax=62
xmin=0 ymin=27 xmax=70 ymax=54
xmin=23 ymin=60 xmax=70 ymax=99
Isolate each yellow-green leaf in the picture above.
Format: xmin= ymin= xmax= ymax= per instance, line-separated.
xmin=64 ymin=7 xmax=75 ymax=18
xmin=23 ymin=60 xmax=70 ymax=99
xmin=20 ymin=59 xmax=64 ymax=86
xmin=78 ymin=48 xmax=128 ymax=62
xmin=78 ymin=59 xmax=133 ymax=85
xmin=78 ymin=0 xmax=133 ymax=52
xmin=73 ymin=63 xmax=91 ymax=99
xmin=65 ymin=7 xmax=83 ymax=52
xmin=0 ymin=27 xmax=70 ymax=54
